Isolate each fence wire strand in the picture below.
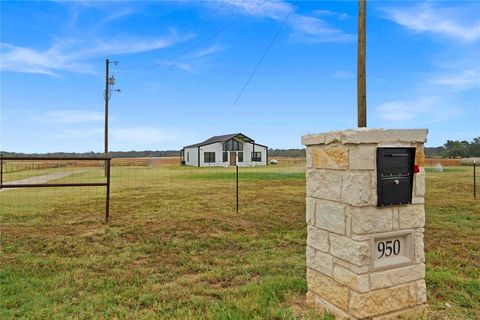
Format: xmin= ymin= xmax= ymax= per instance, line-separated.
xmin=1 ymin=157 xmax=478 ymax=224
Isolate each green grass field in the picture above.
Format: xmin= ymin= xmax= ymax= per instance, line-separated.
xmin=0 ymin=162 xmax=478 ymax=319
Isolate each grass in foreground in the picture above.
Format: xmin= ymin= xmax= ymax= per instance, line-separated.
xmin=423 ymin=166 xmax=479 ymax=319
xmin=0 ymin=162 xmax=478 ymax=319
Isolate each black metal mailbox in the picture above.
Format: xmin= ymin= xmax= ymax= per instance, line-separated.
xmin=376 ymin=147 xmax=416 ymax=207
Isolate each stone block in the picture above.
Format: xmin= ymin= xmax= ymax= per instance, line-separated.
xmin=311 ymin=145 xmax=349 ymax=170
xmin=349 ymin=144 xmax=376 ymax=170
xmin=389 ymin=264 xmax=425 ymax=287
xmin=346 ymin=213 xmax=352 ymax=237
xmin=414 ymin=229 xmax=425 ymax=263
xmin=370 ymin=271 xmax=390 ymax=290
xmin=349 ymin=283 xmax=417 ymax=319
xmin=349 ymin=206 xmax=393 ymax=234
xmin=414 ymin=168 xmax=425 ymax=198
xmin=316 ymin=200 xmax=346 ymax=235
xmin=351 ymin=234 xmax=371 ymax=241
xmin=302 ymin=134 xmax=326 ymax=146
xmin=334 ymin=257 xmax=351 ymax=269
xmin=392 ymin=208 xmax=400 ymax=231
xmin=306 ymin=147 xmax=313 ymax=168
xmin=307 ymin=268 xmax=350 ymax=310
xmin=398 ymin=205 xmax=425 ymax=229
xmin=324 ymin=131 xmax=343 ymax=144
xmin=370 ymin=264 xmax=426 ymax=290
xmin=306 ymin=246 xmax=315 ymax=269
xmin=341 ymin=129 xmax=428 ymax=145
xmin=302 ymin=129 xmax=428 ymax=146
xmin=333 ymin=265 xmax=369 ymax=292
xmin=307 ymin=226 xmax=329 ymax=252
xmin=306 ymin=169 xmax=343 ymax=201
xmin=342 ymin=172 xmax=373 ymax=206
xmin=330 ymin=234 xmax=370 ymax=266
xmin=306 ymin=197 xmax=315 ymax=225
xmin=314 ymin=250 xmax=334 ymax=276
xmin=305 ymin=291 xmax=315 ymax=306
xmin=372 ymin=305 xmax=426 ymax=320
xmin=415 ymin=279 xmax=427 ymax=304
xmin=311 ymin=294 xmax=352 ymax=320
xmin=350 ymin=264 xmax=370 ymax=275
xmin=415 ymin=144 xmax=425 ymax=166
xmin=411 ymin=197 xmax=425 ymax=204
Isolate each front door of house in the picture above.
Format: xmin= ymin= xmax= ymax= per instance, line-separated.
xmin=230 ymin=152 xmax=236 ymax=166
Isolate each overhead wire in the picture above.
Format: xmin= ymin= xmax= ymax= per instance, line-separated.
xmin=165 ymin=0 xmax=267 ymax=63
xmin=176 ymin=1 xmax=230 ymax=38
xmin=233 ymin=6 xmax=295 ymax=106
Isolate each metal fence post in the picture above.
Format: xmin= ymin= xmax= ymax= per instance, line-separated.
xmin=236 ymin=165 xmax=239 ymax=213
xmin=0 ymin=155 xmax=3 ymax=190
xmin=474 ymin=160 xmax=477 ymax=198
xmin=106 ymin=158 xmax=111 ymax=223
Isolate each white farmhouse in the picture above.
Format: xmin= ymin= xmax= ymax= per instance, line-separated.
xmin=182 ymin=133 xmax=268 ymax=167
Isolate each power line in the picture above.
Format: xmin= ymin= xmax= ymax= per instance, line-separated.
xmin=233 ymin=7 xmax=295 ymax=106
xmin=164 ymin=1 xmax=267 ymax=63
xmin=176 ymin=1 xmax=229 ymax=38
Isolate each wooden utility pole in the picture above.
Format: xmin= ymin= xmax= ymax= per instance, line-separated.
xmin=357 ymin=0 xmax=367 ymax=128
xmin=105 ymin=58 xmax=110 ymax=160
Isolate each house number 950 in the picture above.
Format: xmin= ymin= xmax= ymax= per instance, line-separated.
xmin=377 ymin=239 xmax=400 ymax=258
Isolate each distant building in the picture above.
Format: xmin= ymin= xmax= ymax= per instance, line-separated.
xmin=181 ymin=133 xmax=268 ymax=167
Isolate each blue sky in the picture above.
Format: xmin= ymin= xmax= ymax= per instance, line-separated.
xmin=1 ymin=0 xmax=479 ymax=152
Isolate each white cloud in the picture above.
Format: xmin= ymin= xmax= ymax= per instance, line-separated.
xmin=157 ymin=60 xmax=194 ymax=72
xmin=157 ymin=44 xmax=224 ymax=72
xmin=102 ymin=7 xmax=136 ymax=24
xmin=40 ymin=110 xmax=104 ymax=123
xmin=220 ymin=0 xmax=291 ymax=21
xmin=214 ymin=0 xmax=353 ymax=43
xmin=376 ymin=96 xmax=461 ymax=124
xmin=383 ymin=3 xmax=480 ymax=42
xmin=289 ymin=15 xmax=354 ymax=43
xmin=314 ymin=10 xmax=349 ymax=20
xmin=0 ymin=43 xmax=90 ymax=76
xmin=192 ymin=44 xmax=224 ymax=58
xmin=430 ymin=69 xmax=480 ymax=91
xmin=0 ymin=34 xmax=188 ymax=76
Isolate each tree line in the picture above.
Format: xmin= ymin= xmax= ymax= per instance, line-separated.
xmin=0 ymin=150 xmax=181 ymax=158
xmin=425 ymin=137 xmax=480 ymax=158
xmin=2 ymin=138 xmax=478 ymax=159
xmin=0 ymin=149 xmax=307 ymax=158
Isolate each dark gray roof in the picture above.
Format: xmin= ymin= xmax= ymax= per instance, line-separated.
xmin=184 ymin=133 xmax=257 ymax=149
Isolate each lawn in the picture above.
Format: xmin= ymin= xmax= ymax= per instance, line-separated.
xmin=0 ymin=161 xmax=478 ymax=319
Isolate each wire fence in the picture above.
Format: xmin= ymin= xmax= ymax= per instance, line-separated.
xmin=0 ymin=157 xmax=477 ymax=225
xmin=0 ymin=157 xmax=110 ymax=223
xmin=424 ymin=162 xmax=478 ymax=199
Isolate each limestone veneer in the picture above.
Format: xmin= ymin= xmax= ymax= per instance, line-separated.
xmin=303 ymin=128 xmax=428 ymax=320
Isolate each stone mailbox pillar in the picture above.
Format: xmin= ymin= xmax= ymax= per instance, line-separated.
xmin=302 ymin=129 xmax=428 ymax=320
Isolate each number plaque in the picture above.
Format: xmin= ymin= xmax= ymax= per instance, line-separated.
xmin=371 ymin=231 xmax=414 ymax=270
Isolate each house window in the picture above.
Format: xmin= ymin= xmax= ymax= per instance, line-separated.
xmin=238 ymin=152 xmax=243 ymax=162
xmin=252 ymin=152 xmax=261 ymax=162
xmin=224 ymin=139 xmax=243 ymax=151
xmin=187 ymin=152 xmax=189 ymax=162
xmin=223 ymin=151 xmax=228 ymax=162
xmin=204 ymin=152 xmax=216 ymax=163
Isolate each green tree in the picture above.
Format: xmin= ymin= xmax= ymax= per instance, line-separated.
xmin=443 ymin=137 xmax=480 ymax=158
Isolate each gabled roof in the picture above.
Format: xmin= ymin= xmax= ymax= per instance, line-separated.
xmin=184 ymin=133 xmax=255 ymax=149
